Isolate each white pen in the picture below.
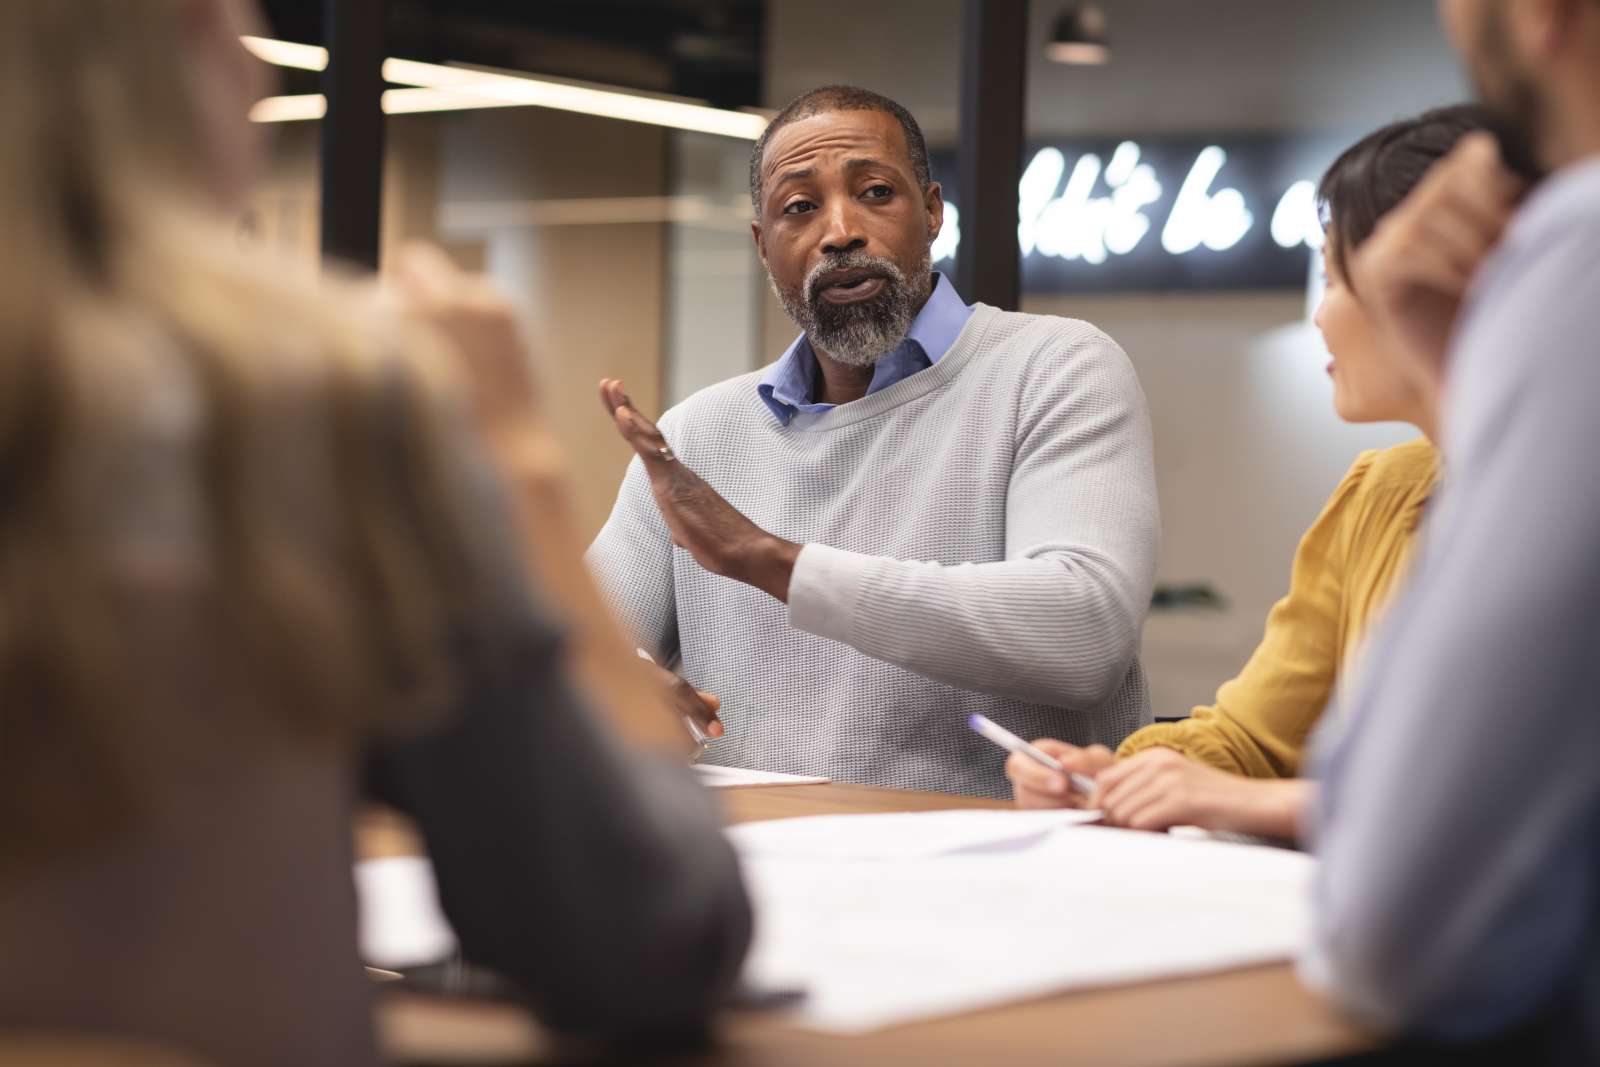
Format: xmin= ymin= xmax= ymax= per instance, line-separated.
xmin=683 ymin=714 xmax=712 ymax=752
xmin=968 ymin=713 xmax=1098 ymax=797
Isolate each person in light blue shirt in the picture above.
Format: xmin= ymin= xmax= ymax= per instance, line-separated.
xmin=1303 ymin=0 xmax=1600 ymax=1060
xmin=758 ymin=271 xmax=974 ymax=425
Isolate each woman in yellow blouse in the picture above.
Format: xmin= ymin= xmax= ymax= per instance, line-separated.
xmin=1008 ymin=105 xmax=1489 ymax=839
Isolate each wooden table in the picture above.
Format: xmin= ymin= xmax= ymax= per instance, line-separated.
xmin=370 ymin=783 xmax=1378 ymax=1067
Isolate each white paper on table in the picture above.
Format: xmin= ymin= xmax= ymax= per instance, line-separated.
xmin=355 ymin=856 xmax=458 ymax=969
xmin=726 ymin=809 xmax=1101 ymax=861
xmin=731 ymin=817 xmax=1314 ymax=1034
xmin=691 ymin=764 xmax=831 ymax=788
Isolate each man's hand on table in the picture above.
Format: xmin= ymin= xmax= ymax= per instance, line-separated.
xmin=638 ymin=657 xmax=725 ymax=739
xmin=598 ymin=378 xmax=801 ymax=603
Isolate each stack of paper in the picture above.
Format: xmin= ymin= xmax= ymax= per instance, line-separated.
xmin=691 ymin=764 xmax=830 ymax=788
xmin=355 ymin=856 xmax=457 ymax=969
xmin=727 ymin=808 xmax=1100 ymax=861
xmin=730 ymin=811 xmax=1314 ymax=1033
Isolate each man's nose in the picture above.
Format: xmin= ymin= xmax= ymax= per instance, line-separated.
xmin=819 ymin=199 xmax=868 ymax=255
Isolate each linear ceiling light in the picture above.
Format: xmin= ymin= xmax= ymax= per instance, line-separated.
xmin=243 ymin=38 xmax=767 ymax=140
xmin=250 ymin=93 xmax=328 ymax=122
xmin=381 ymin=58 xmax=768 ymax=139
xmin=249 ymin=90 xmax=521 ymax=123
xmin=241 ymin=35 xmax=329 ymax=72
xmin=380 ymin=87 xmax=526 ymax=115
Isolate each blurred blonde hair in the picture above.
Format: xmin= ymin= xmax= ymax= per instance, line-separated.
xmin=0 ymin=2 xmax=498 ymax=860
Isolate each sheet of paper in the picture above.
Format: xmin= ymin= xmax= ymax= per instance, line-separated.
xmin=355 ymin=856 xmax=457 ymax=969
xmin=726 ymin=809 xmax=1101 ymax=861
xmin=732 ymin=815 xmax=1314 ymax=1033
xmin=691 ymin=764 xmax=831 ymax=788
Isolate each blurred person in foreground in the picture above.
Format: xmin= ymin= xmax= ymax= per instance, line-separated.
xmin=586 ymin=86 xmax=1159 ymax=798
xmin=0 ymin=3 xmax=748 ymax=1066
xmin=1008 ymin=108 xmax=1491 ymax=839
xmin=1302 ymin=0 xmax=1600 ymax=1059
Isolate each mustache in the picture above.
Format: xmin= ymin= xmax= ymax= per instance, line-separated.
xmin=803 ymin=251 xmax=906 ymax=303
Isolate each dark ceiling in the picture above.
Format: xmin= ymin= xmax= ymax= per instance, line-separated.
xmin=258 ymin=0 xmax=766 ymax=110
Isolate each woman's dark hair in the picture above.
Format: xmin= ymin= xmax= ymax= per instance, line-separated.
xmin=1318 ymin=104 xmax=1493 ymax=285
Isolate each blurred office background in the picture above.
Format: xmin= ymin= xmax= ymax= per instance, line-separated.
xmin=250 ymin=0 xmax=1465 ymax=716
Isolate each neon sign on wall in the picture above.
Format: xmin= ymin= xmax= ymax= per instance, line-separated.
xmin=931 ymin=135 xmax=1339 ymax=292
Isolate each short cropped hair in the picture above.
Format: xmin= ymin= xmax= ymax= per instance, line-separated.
xmin=748 ymin=85 xmax=931 ymax=214
xmin=1317 ymin=104 xmax=1492 ymax=286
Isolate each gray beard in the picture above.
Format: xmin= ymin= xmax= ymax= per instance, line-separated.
xmin=769 ymin=250 xmax=933 ymax=368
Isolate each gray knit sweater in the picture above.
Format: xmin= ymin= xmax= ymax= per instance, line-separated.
xmin=588 ymin=304 xmax=1159 ymax=797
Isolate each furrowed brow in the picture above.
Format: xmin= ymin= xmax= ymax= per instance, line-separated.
xmin=773 ymin=166 xmax=815 ymax=187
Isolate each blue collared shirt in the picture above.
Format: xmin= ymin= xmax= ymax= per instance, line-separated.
xmin=757 ymin=272 xmax=975 ymax=425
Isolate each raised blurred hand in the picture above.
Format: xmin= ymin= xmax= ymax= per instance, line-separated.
xmin=387 ymin=245 xmax=693 ymax=754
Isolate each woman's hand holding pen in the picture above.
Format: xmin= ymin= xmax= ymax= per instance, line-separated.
xmin=1009 ymin=741 xmax=1312 ymax=840
xmin=1006 ymin=740 xmax=1115 ymax=809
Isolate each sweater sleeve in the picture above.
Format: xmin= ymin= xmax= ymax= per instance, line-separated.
xmin=586 ymin=452 xmax=678 ymax=661
xmin=787 ymin=323 xmax=1158 ymax=710
xmin=1117 ymin=453 xmax=1369 ymax=777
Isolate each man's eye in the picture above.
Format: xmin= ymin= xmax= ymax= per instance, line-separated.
xmin=783 ymin=200 xmax=815 ymax=215
xmin=864 ymin=185 xmax=892 ymax=199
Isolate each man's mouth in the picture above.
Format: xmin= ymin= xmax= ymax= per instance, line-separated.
xmin=814 ymin=268 xmax=889 ymax=305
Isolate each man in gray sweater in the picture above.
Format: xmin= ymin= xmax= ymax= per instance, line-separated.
xmin=588 ymin=87 xmax=1159 ymax=797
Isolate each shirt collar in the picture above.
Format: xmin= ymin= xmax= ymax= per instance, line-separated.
xmin=903 ymin=271 xmax=973 ymax=366
xmin=757 ymin=272 xmax=973 ymax=425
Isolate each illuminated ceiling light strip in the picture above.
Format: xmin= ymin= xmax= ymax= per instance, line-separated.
xmin=241 ymin=35 xmax=328 ymax=72
xmin=250 ymin=94 xmax=327 ymax=122
xmin=248 ymin=90 xmax=521 ymax=123
xmin=238 ymin=37 xmax=767 ymax=140
xmin=380 ymin=87 xmax=527 ymax=115
xmin=382 ymin=57 xmax=768 ymax=140
xmin=251 ymin=87 xmax=756 ymax=136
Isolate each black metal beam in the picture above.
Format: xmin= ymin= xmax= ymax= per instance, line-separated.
xmin=320 ymin=0 xmax=387 ymax=268
xmin=954 ymin=0 xmax=1028 ymax=309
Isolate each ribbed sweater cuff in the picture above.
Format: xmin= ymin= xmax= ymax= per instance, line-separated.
xmin=788 ymin=543 xmax=871 ymax=642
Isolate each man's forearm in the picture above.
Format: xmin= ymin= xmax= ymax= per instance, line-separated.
xmin=787 ymin=544 xmax=1147 ymax=708
xmin=727 ymin=533 xmax=802 ymax=603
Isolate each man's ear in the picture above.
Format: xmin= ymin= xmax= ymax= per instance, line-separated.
xmin=924 ymin=181 xmax=945 ymax=242
xmin=750 ymin=218 xmax=767 ymax=264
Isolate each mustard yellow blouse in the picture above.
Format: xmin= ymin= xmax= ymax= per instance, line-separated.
xmin=1120 ymin=439 xmax=1439 ymax=778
